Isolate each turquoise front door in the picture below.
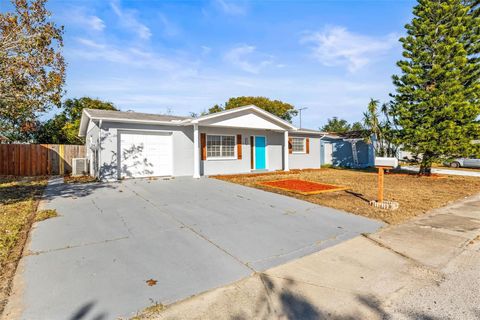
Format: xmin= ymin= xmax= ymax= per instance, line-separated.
xmin=255 ymin=136 xmax=266 ymax=170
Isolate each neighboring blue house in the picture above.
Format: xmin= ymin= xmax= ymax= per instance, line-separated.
xmin=320 ymin=132 xmax=375 ymax=168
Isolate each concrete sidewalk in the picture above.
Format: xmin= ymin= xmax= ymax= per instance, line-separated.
xmin=139 ymin=194 xmax=480 ymax=320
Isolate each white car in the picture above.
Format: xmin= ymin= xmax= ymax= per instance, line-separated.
xmin=447 ymin=158 xmax=480 ymax=168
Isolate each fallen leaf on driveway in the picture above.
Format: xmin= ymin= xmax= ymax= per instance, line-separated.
xmin=146 ymin=279 xmax=158 ymax=286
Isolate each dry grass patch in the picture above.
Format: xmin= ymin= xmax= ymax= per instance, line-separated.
xmin=259 ymin=179 xmax=348 ymax=195
xmin=131 ymin=301 xmax=165 ymax=319
xmin=64 ymin=175 xmax=98 ymax=184
xmin=35 ymin=209 xmax=58 ymax=222
xmin=0 ymin=176 xmax=47 ymax=313
xmin=214 ymin=168 xmax=480 ymax=225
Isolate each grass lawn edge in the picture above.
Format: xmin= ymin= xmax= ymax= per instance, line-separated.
xmin=0 ymin=177 xmax=47 ymax=316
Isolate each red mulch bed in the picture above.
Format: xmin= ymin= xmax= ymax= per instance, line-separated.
xmin=259 ymin=179 xmax=348 ymax=195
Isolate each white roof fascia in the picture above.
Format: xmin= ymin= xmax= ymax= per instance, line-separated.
xmin=290 ymin=129 xmax=326 ymax=135
xmin=78 ymin=110 xmax=191 ymax=137
xmin=88 ymin=117 xmax=187 ymax=125
xmin=78 ymin=110 xmax=93 ymax=137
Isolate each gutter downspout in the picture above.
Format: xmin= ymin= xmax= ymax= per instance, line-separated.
xmin=319 ymin=134 xmax=326 ymax=169
xmin=98 ymin=120 xmax=102 ymax=180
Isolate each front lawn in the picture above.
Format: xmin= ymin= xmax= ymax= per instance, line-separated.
xmin=214 ymin=168 xmax=480 ymax=224
xmin=0 ymin=177 xmax=47 ymax=313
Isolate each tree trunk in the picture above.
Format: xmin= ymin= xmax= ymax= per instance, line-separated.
xmin=419 ymin=164 xmax=432 ymax=175
xmin=419 ymin=152 xmax=433 ymax=175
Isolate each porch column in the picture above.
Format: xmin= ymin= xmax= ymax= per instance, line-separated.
xmin=193 ymin=124 xmax=200 ymax=178
xmin=284 ymin=130 xmax=289 ymax=171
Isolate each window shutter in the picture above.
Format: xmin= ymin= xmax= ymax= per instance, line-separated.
xmin=250 ymin=136 xmax=254 ymax=169
xmin=201 ymin=133 xmax=206 ymax=160
xmin=288 ymin=137 xmax=293 ymax=154
xmin=237 ymin=134 xmax=242 ymax=159
xmin=306 ymin=138 xmax=310 ymax=154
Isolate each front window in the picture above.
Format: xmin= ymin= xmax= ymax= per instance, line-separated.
xmin=207 ymin=135 xmax=235 ymax=159
xmin=292 ymin=137 xmax=306 ymax=153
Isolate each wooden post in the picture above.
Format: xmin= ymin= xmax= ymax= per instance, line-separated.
xmin=378 ymin=167 xmax=384 ymax=202
xmin=59 ymin=144 xmax=65 ymax=175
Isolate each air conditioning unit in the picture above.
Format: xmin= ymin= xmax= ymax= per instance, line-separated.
xmin=72 ymin=158 xmax=89 ymax=176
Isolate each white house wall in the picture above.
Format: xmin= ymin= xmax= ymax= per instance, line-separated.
xmin=97 ymin=122 xmax=194 ymax=180
xmin=200 ymin=127 xmax=284 ymax=176
xmin=85 ymin=120 xmax=99 ymax=176
xmin=88 ymin=121 xmax=322 ymax=180
xmin=288 ymin=134 xmax=322 ymax=169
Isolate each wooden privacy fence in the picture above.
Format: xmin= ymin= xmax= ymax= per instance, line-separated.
xmin=0 ymin=144 xmax=86 ymax=176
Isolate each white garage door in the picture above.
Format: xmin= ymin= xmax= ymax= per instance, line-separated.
xmin=119 ymin=131 xmax=173 ymax=178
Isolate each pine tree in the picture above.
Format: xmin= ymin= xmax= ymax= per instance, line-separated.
xmin=463 ymin=0 xmax=479 ymax=87
xmin=391 ymin=0 xmax=480 ymax=175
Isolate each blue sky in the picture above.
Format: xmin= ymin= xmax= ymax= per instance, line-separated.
xmin=5 ymin=0 xmax=416 ymax=129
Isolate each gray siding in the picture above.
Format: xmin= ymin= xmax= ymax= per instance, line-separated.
xmin=98 ymin=122 xmax=194 ymax=180
xmin=200 ymin=127 xmax=284 ymax=176
xmin=288 ymin=134 xmax=322 ymax=169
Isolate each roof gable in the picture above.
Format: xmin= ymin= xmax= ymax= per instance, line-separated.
xmin=193 ymin=105 xmax=296 ymax=130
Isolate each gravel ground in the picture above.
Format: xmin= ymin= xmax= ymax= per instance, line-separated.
xmin=386 ymin=240 xmax=480 ymax=320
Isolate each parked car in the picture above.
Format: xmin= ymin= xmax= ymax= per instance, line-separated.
xmin=445 ymin=158 xmax=480 ymax=168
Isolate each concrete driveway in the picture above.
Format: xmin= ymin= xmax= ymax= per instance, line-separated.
xmin=4 ymin=177 xmax=382 ymax=320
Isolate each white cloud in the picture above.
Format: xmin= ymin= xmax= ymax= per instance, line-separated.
xmin=201 ymin=45 xmax=212 ymax=56
xmin=158 ymin=14 xmax=180 ymax=37
xmin=62 ymin=7 xmax=105 ymax=32
xmin=76 ymin=38 xmax=106 ymax=49
xmin=212 ymin=0 xmax=246 ymax=15
xmin=72 ymin=38 xmax=196 ymax=76
xmin=110 ymin=0 xmax=152 ymax=40
xmin=224 ymin=45 xmax=273 ymax=74
xmin=87 ymin=15 xmax=105 ymax=31
xmin=301 ymin=26 xmax=397 ymax=72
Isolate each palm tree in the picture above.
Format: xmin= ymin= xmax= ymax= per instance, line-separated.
xmin=363 ymin=99 xmax=398 ymax=157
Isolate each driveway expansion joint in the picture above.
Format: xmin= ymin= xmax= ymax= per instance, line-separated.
xmin=362 ymin=234 xmax=429 ymax=268
xmin=26 ymin=236 xmax=130 ymax=256
xmin=263 ymin=273 xmax=368 ymax=296
xmin=246 ymin=231 xmax=349 ymax=267
xmin=124 ymin=183 xmax=256 ymax=273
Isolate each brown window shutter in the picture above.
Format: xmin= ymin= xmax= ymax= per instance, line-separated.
xmin=288 ymin=137 xmax=293 ymax=154
xmin=200 ymin=133 xmax=206 ymax=160
xmin=306 ymin=138 xmax=310 ymax=154
xmin=250 ymin=136 xmax=254 ymax=169
xmin=236 ymin=134 xmax=242 ymax=160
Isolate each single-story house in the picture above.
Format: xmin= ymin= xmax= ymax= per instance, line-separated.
xmin=321 ymin=131 xmax=374 ymax=168
xmin=78 ymin=105 xmax=327 ymax=180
